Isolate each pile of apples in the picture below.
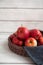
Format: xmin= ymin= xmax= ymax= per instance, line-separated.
xmin=10 ymin=26 xmax=43 ymax=47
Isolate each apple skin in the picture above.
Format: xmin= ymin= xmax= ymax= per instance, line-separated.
xmin=25 ymin=37 xmax=37 ymax=47
xmin=10 ymin=34 xmax=15 ymax=39
xmin=12 ymin=36 xmax=23 ymax=46
xmin=38 ymin=37 xmax=43 ymax=46
xmin=30 ymin=29 xmax=42 ymax=40
xmin=17 ymin=27 xmax=30 ymax=40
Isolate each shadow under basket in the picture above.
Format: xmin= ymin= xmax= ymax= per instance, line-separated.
xmin=8 ymin=30 xmax=43 ymax=57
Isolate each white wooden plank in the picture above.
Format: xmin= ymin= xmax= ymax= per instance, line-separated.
xmin=0 ymin=33 xmax=11 ymax=39
xmin=0 ymin=64 xmax=35 ymax=65
xmin=0 ymin=53 xmax=33 ymax=63
xmin=0 ymin=21 xmax=43 ymax=32
xmin=0 ymin=0 xmax=43 ymax=8
xmin=0 ymin=9 xmax=43 ymax=20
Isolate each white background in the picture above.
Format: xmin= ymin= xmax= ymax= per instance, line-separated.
xmin=0 ymin=0 xmax=43 ymax=65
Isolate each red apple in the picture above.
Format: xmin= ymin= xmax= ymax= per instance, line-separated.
xmin=10 ymin=34 xmax=15 ymax=39
xmin=38 ymin=37 xmax=43 ymax=46
xmin=17 ymin=27 xmax=29 ymax=40
xmin=25 ymin=37 xmax=37 ymax=47
xmin=30 ymin=29 xmax=42 ymax=40
xmin=12 ymin=36 xmax=23 ymax=46
xmin=18 ymin=41 xmax=23 ymax=46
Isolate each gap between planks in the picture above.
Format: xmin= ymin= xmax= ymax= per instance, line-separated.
xmin=0 ymin=20 xmax=43 ymax=22
xmin=0 ymin=63 xmax=35 ymax=64
xmin=0 ymin=7 xmax=43 ymax=9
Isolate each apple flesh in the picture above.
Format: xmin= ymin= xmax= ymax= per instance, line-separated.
xmin=25 ymin=37 xmax=37 ymax=47
xmin=38 ymin=37 xmax=43 ymax=46
xmin=30 ymin=29 xmax=42 ymax=40
xmin=17 ymin=27 xmax=30 ymax=40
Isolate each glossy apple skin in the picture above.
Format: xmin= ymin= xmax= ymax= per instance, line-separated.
xmin=30 ymin=29 xmax=42 ymax=40
xmin=38 ymin=37 xmax=43 ymax=46
xmin=10 ymin=34 xmax=15 ymax=40
xmin=17 ymin=27 xmax=30 ymax=40
xmin=12 ymin=36 xmax=23 ymax=46
xmin=25 ymin=37 xmax=37 ymax=47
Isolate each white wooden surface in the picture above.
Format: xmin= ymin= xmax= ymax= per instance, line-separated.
xmin=0 ymin=0 xmax=43 ymax=65
xmin=0 ymin=0 xmax=43 ymax=8
xmin=0 ymin=9 xmax=43 ymax=20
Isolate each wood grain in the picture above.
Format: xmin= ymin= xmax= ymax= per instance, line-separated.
xmin=1 ymin=63 xmax=35 ymax=65
xmin=0 ymin=0 xmax=43 ymax=9
xmin=0 ymin=9 xmax=43 ymax=20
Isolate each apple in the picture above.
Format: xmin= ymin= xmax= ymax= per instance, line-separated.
xmin=38 ymin=37 xmax=43 ymax=46
xmin=25 ymin=37 xmax=37 ymax=47
xmin=10 ymin=34 xmax=15 ymax=39
xmin=17 ymin=27 xmax=30 ymax=40
xmin=12 ymin=36 xmax=23 ymax=46
xmin=18 ymin=41 xmax=23 ymax=46
xmin=30 ymin=29 xmax=42 ymax=40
